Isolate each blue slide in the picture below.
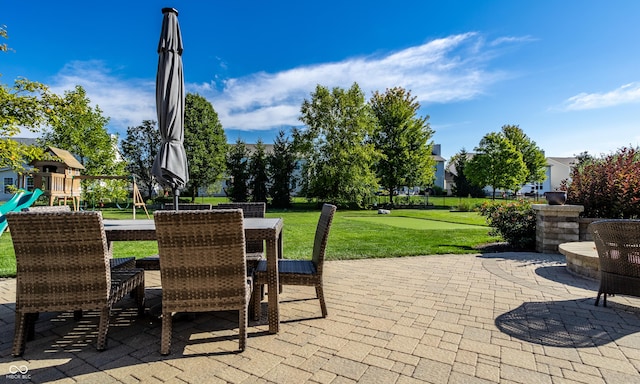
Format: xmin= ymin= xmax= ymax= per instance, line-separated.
xmin=0 ymin=189 xmax=45 ymax=236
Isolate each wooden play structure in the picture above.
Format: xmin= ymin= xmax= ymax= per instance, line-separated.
xmin=28 ymin=146 xmax=84 ymax=208
xmin=20 ymin=146 xmax=149 ymax=219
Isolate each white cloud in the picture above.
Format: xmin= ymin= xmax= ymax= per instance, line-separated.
xmin=489 ymin=35 xmax=537 ymax=46
xmin=49 ymin=60 xmax=156 ymax=135
xmin=562 ymin=82 xmax=640 ymax=111
xmin=199 ymin=32 xmax=513 ymax=131
xmin=44 ymin=32 xmax=522 ymax=135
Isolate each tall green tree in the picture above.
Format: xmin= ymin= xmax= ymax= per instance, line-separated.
xmin=268 ymin=129 xmax=297 ymax=208
xmin=450 ymin=148 xmax=485 ymax=198
xmin=0 ymin=27 xmax=47 ymax=171
xmin=370 ymin=87 xmax=435 ymax=205
xmin=120 ymin=120 xmax=161 ymax=199
xmin=184 ymin=93 xmax=227 ymax=202
xmin=249 ymin=140 xmax=269 ymax=202
xmin=40 ymin=86 xmax=125 ymax=204
xmin=297 ymin=83 xmax=378 ymax=207
xmin=465 ymin=132 xmax=527 ymax=199
xmin=226 ymin=139 xmax=250 ymax=202
xmin=0 ymin=79 xmax=49 ymax=172
xmin=501 ymin=124 xmax=547 ymax=184
xmin=41 ymin=85 xmax=122 ymax=176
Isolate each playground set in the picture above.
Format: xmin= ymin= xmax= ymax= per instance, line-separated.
xmin=1 ymin=146 xmax=149 ymax=236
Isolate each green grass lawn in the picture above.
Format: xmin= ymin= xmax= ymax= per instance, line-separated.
xmin=0 ymin=201 xmax=498 ymax=278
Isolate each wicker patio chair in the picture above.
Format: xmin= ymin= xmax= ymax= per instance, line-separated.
xmin=135 ymin=203 xmax=213 ymax=270
xmin=252 ymin=204 xmax=336 ymax=320
xmin=590 ymin=219 xmax=640 ymax=307
xmin=154 ymin=209 xmax=253 ymax=354
xmin=23 ymin=205 xmax=136 ymax=270
xmin=6 ymin=211 xmax=145 ymax=356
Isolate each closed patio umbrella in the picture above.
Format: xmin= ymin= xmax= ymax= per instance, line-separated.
xmin=152 ymin=7 xmax=189 ymax=210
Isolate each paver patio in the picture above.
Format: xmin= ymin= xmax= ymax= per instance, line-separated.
xmin=1 ymin=252 xmax=640 ymax=383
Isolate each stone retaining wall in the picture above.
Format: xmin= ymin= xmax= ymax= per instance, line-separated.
xmin=532 ymin=204 xmax=584 ymax=253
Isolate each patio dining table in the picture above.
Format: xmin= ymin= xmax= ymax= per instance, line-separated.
xmin=103 ymin=217 xmax=283 ymax=334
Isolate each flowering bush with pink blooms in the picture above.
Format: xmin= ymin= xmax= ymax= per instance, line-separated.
xmin=479 ymin=200 xmax=536 ymax=250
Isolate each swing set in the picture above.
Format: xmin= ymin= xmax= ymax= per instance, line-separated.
xmin=70 ymin=175 xmax=150 ymax=219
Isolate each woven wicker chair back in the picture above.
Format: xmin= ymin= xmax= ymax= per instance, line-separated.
xmin=154 ymin=209 xmax=248 ymax=312
xmin=590 ymin=219 xmax=640 ymax=277
xmin=216 ymin=202 xmax=265 ymax=218
xmin=216 ymin=203 xmax=266 ymax=254
xmin=7 ymin=211 xmax=110 ymax=310
xmin=311 ymin=204 xmax=337 ymax=272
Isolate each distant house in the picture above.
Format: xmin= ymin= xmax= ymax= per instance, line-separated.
xmin=443 ymin=151 xmax=473 ymax=196
xmin=445 ymin=153 xmax=577 ymax=197
xmin=519 ymin=157 xmax=576 ymax=196
xmin=0 ymin=138 xmax=37 ymax=201
xmin=431 ymin=144 xmax=446 ymax=191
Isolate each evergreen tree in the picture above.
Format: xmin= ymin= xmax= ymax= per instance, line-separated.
xmin=268 ymin=129 xmax=297 ymax=208
xmin=249 ymin=140 xmax=269 ymax=202
xmin=226 ymin=139 xmax=250 ymax=202
xmin=450 ymin=148 xmax=485 ymax=198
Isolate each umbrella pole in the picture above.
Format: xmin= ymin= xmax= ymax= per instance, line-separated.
xmin=173 ymin=188 xmax=179 ymax=211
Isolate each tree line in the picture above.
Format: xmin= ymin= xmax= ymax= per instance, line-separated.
xmin=450 ymin=125 xmax=547 ymax=199
xmin=121 ymin=84 xmax=436 ymax=209
xmin=2 ymin=25 xmax=548 ymax=207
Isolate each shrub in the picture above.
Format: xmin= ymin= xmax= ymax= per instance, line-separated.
xmin=454 ymin=200 xmax=474 ymax=212
xmin=565 ymin=147 xmax=640 ymax=218
xmin=478 ymin=199 xmax=536 ymax=249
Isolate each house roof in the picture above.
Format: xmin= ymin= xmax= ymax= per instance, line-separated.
xmin=46 ymin=146 xmax=85 ymax=170
xmin=546 ymin=157 xmax=576 ymax=168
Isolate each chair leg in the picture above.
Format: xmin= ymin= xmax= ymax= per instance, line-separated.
xmin=161 ymin=312 xmax=172 ymax=355
xmin=239 ymin=306 xmax=247 ymax=351
xmin=25 ymin=312 xmax=38 ymax=341
xmin=73 ymin=310 xmax=83 ymax=320
xmin=252 ymin=287 xmax=262 ymax=321
xmin=96 ymin=307 xmax=110 ymax=351
xmin=136 ymin=283 xmax=146 ymax=317
xmin=316 ymin=284 xmax=328 ymax=318
xmin=12 ymin=311 xmax=28 ymax=357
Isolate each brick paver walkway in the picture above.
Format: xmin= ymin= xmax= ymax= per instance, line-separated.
xmin=1 ymin=252 xmax=640 ymax=383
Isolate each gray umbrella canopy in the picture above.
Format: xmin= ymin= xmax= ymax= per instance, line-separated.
xmin=152 ymin=7 xmax=189 ymax=209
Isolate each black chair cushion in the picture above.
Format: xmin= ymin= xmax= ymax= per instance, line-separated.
xmin=256 ymin=259 xmax=317 ymax=275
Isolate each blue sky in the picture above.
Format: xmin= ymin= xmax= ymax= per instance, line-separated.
xmin=4 ymin=1 xmax=640 ymax=160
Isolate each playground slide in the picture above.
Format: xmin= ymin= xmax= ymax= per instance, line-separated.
xmin=0 ymin=189 xmax=44 ymax=236
xmin=0 ymin=190 xmax=26 ymax=215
